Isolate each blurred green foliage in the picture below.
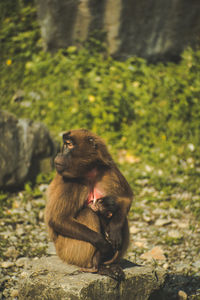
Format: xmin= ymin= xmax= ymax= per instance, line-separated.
xmin=0 ymin=1 xmax=200 ymax=217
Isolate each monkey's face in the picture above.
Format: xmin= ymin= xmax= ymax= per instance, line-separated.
xmin=89 ymin=199 xmax=113 ymax=218
xmin=54 ymin=129 xmax=112 ymax=178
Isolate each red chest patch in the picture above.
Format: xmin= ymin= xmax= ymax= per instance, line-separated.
xmin=87 ymin=188 xmax=104 ymax=204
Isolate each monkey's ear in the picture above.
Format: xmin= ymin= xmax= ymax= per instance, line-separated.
xmin=63 ymin=131 xmax=71 ymax=140
xmin=107 ymin=212 xmax=113 ymax=218
xmin=97 ymin=143 xmax=113 ymax=166
xmin=87 ymin=136 xmax=98 ymax=149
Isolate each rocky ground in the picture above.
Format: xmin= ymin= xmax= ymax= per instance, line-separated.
xmin=0 ymin=182 xmax=200 ymax=300
xmin=127 ymin=201 xmax=200 ymax=299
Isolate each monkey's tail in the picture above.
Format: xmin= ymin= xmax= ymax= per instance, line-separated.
xmin=103 ymin=250 xmax=119 ymax=265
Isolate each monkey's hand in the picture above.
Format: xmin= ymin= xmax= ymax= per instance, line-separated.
xmin=107 ymin=225 xmax=122 ymax=251
xmin=96 ymin=237 xmax=115 ymax=261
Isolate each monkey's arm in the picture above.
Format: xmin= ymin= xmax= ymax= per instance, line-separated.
xmin=99 ymin=168 xmax=133 ymax=250
xmin=48 ymin=216 xmax=113 ymax=256
xmin=106 ymin=197 xmax=131 ymax=250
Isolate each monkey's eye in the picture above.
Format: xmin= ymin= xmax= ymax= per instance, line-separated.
xmin=88 ymin=137 xmax=94 ymax=143
xmin=88 ymin=136 xmax=97 ymax=149
xmin=64 ymin=140 xmax=74 ymax=149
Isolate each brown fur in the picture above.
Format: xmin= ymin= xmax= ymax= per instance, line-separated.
xmin=45 ymin=129 xmax=133 ymax=274
xmin=54 ymin=208 xmax=100 ymax=269
xmin=88 ymin=196 xmax=130 ymax=265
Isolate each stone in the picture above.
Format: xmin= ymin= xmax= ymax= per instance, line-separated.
xmin=134 ymin=239 xmax=148 ymax=249
xmin=1 ymin=261 xmax=14 ymax=268
xmin=192 ymin=260 xmax=200 ymax=269
xmin=12 ymin=90 xmax=25 ymax=103
xmin=178 ymin=290 xmax=188 ymax=300
xmin=10 ymin=289 xmax=19 ymax=298
xmin=140 ymin=246 xmax=166 ymax=261
xmin=168 ymin=230 xmax=182 ymax=239
xmin=18 ymin=256 xmax=166 ymax=300
xmin=155 ymin=219 xmax=172 ymax=226
xmin=46 ymin=242 xmax=56 ymax=256
xmin=163 ymin=263 xmax=169 ymax=270
xmin=4 ymin=246 xmax=19 ymax=259
xmin=0 ymin=110 xmax=55 ymax=189
xmin=129 ymin=225 xmax=140 ymax=234
xmin=37 ymin=0 xmax=200 ymax=61
xmin=174 ymin=263 xmax=189 ymax=273
xmin=176 ymin=221 xmax=189 ymax=229
xmin=16 ymin=258 xmax=29 ymax=267
xmin=16 ymin=227 xmax=25 ymax=236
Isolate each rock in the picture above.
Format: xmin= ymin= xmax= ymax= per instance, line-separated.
xmin=1 ymin=261 xmax=15 ymax=268
xmin=155 ymin=219 xmax=172 ymax=226
xmin=18 ymin=256 xmax=165 ymax=300
xmin=10 ymin=289 xmax=19 ymax=298
xmin=134 ymin=239 xmax=148 ymax=249
xmin=174 ymin=263 xmax=189 ymax=273
xmin=168 ymin=230 xmax=182 ymax=239
xmin=38 ymin=210 xmax=44 ymax=220
xmin=143 ymin=214 xmax=153 ymax=223
xmin=37 ymin=0 xmax=200 ymax=61
xmin=178 ymin=290 xmax=188 ymax=300
xmin=163 ymin=263 xmax=169 ymax=270
xmin=38 ymin=184 xmax=48 ymax=193
xmin=118 ymin=150 xmax=140 ymax=164
xmin=9 ymin=236 xmax=18 ymax=243
xmin=16 ymin=227 xmax=25 ymax=236
xmin=153 ymin=208 xmax=166 ymax=215
xmin=176 ymin=221 xmax=189 ymax=229
xmin=4 ymin=246 xmax=19 ymax=259
xmin=0 ymin=110 xmax=55 ymax=189
xmin=140 ymin=246 xmax=166 ymax=261
xmin=16 ymin=258 xmax=29 ymax=267
xmin=12 ymin=90 xmax=25 ymax=103
xmin=129 ymin=225 xmax=140 ymax=234
xmin=46 ymin=242 xmax=56 ymax=256
xmin=192 ymin=260 xmax=200 ymax=269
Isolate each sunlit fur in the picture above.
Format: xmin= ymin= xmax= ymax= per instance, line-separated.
xmin=45 ymin=129 xmax=133 ymax=272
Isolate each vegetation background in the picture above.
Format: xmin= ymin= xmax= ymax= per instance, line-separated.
xmin=0 ymin=1 xmax=200 ymax=298
xmin=1 ymin=0 xmax=200 ymax=218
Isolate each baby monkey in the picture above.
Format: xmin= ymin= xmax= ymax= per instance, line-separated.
xmin=88 ymin=196 xmax=119 ymax=264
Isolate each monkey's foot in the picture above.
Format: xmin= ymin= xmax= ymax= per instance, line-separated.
xmin=80 ymin=267 xmax=98 ymax=273
xmin=98 ymin=264 xmax=125 ymax=282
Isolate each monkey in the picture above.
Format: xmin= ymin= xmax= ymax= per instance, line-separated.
xmin=45 ymin=129 xmax=133 ymax=280
xmin=88 ymin=196 xmax=121 ymax=265
xmin=88 ymin=196 xmax=117 ymax=219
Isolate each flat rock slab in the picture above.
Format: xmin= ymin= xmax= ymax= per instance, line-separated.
xmin=19 ymin=256 xmax=165 ymax=300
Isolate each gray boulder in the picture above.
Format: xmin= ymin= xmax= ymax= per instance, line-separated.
xmin=37 ymin=0 xmax=200 ymax=61
xmin=0 ymin=110 xmax=54 ymax=189
xmin=18 ymin=256 xmax=166 ymax=300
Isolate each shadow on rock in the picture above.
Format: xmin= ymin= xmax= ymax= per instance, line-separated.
xmin=149 ymin=273 xmax=200 ymax=300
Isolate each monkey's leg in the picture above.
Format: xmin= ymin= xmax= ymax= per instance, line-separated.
xmin=98 ymin=264 xmax=125 ymax=282
xmin=55 ymin=208 xmax=101 ymax=269
xmin=79 ymin=248 xmax=101 ymax=273
xmin=119 ymin=217 xmax=130 ymax=258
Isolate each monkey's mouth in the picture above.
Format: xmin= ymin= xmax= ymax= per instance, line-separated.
xmin=55 ymin=162 xmax=65 ymax=173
